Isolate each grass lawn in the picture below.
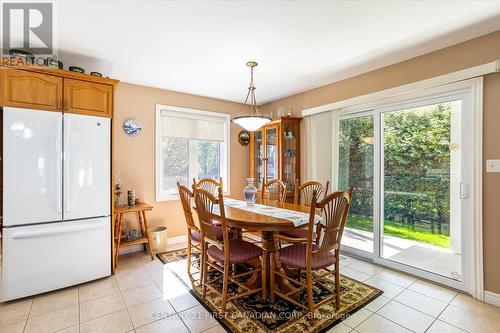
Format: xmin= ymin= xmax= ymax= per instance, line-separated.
xmin=346 ymin=215 xmax=450 ymax=248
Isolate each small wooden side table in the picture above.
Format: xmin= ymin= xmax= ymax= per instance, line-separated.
xmin=114 ymin=203 xmax=154 ymax=268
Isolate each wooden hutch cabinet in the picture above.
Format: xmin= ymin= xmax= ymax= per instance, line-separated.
xmin=249 ymin=117 xmax=301 ymax=200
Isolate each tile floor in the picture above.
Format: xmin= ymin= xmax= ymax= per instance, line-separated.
xmin=1 ymin=250 xmax=499 ymax=333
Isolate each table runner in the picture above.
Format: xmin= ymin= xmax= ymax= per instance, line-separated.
xmin=220 ymin=198 xmax=321 ymax=227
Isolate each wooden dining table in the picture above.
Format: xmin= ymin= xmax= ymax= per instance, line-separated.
xmin=205 ymin=197 xmax=315 ymax=298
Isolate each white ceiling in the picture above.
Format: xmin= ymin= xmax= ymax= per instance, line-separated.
xmin=56 ymin=0 xmax=500 ymax=104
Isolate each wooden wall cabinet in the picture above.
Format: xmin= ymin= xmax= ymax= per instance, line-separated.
xmin=0 ymin=63 xmax=118 ymax=117
xmin=63 ymin=78 xmax=113 ymax=117
xmin=0 ymin=68 xmax=63 ymax=112
xmin=250 ymin=117 xmax=301 ymax=200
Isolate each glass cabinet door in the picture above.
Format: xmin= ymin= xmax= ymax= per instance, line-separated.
xmin=283 ymin=121 xmax=298 ymax=195
xmin=253 ymin=130 xmax=264 ymax=189
xmin=265 ymin=126 xmax=279 ymax=184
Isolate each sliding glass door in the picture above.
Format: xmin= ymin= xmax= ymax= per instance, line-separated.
xmin=380 ymin=100 xmax=463 ymax=282
xmin=338 ymin=115 xmax=374 ymax=254
xmin=338 ymin=91 xmax=473 ymax=292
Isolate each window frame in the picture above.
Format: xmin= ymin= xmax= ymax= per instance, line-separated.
xmin=155 ymin=104 xmax=231 ymax=201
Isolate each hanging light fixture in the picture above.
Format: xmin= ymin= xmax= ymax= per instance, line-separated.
xmin=232 ymin=61 xmax=272 ymax=131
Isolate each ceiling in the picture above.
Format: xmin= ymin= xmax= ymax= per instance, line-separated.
xmin=56 ymin=1 xmax=500 ymax=104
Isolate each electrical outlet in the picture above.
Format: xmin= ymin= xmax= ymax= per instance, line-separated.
xmin=486 ymin=159 xmax=500 ymax=172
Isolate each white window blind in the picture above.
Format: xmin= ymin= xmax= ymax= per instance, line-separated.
xmin=160 ymin=110 xmax=226 ymax=141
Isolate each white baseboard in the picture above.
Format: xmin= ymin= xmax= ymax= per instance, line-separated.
xmin=166 ymin=235 xmax=188 ymax=252
xmin=118 ymin=235 xmax=188 ymax=255
xmin=484 ymin=291 xmax=500 ymax=307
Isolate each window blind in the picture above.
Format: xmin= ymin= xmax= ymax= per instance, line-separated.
xmin=160 ymin=109 xmax=226 ymax=141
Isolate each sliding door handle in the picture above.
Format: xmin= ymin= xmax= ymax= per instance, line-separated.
xmin=460 ymin=182 xmax=469 ymax=199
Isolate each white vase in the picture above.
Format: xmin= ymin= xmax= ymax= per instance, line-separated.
xmin=244 ymin=178 xmax=257 ymax=206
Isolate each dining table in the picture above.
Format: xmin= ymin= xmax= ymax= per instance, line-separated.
xmin=202 ymin=196 xmax=319 ymax=299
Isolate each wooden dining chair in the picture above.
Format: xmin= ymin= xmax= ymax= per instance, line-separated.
xmin=261 ymin=179 xmax=287 ymax=202
xmin=193 ymin=177 xmax=223 ymax=196
xmin=193 ymin=177 xmax=224 ymax=226
xmin=177 ymin=183 xmax=200 ymax=276
xmin=282 ymin=180 xmax=330 ymax=240
xmin=294 ymin=180 xmax=330 ymax=206
xmin=194 ymin=187 xmax=265 ymax=310
xmin=270 ymin=187 xmax=353 ymax=312
xmin=177 ymin=182 xmax=230 ymax=278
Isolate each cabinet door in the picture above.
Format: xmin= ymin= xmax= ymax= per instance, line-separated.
xmin=251 ymin=130 xmax=264 ymax=190
xmin=0 ymin=68 xmax=62 ymax=112
xmin=282 ymin=120 xmax=300 ymax=196
xmin=64 ymin=78 xmax=113 ymax=117
xmin=264 ymin=125 xmax=279 ymax=184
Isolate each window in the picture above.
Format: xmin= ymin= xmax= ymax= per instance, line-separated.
xmin=155 ymin=104 xmax=230 ymax=201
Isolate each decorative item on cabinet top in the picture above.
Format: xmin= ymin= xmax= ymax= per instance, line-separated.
xmin=69 ymin=66 xmax=85 ymax=73
xmin=0 ymin=58 xmax=119 ymax=86
xmin=123 ymin=118 xmax=142 ymax=136
xmin=47 ymin=58 xmax=63 ymax=69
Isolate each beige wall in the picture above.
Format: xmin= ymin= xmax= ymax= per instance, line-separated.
xmin=114 ymin=83 xmax=248 ymax=238
xmin=262 ymin=30 xmax=500 ymax=294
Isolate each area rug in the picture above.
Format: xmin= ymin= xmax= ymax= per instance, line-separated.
xmin=158 ymin=249 xmax=382 ymax=333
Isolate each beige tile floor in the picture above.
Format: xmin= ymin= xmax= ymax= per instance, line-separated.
xmin=1 ymin=250 xmax=499 ymax=333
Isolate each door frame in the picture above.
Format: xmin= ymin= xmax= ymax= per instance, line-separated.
xmin=338 ymin=78 xmax=484 ymax=299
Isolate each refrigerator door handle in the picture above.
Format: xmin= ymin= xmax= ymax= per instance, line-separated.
xmin=56 ymin=119 xmax=62 ymax=213
xmin=64 ymin=117 xmax=71 ymax=213
xmin=11 ymin=221 xmax=105 ymax=239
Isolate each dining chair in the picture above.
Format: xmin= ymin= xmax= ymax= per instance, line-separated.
xmin=194 ymin=187 xmax=265 ymax=310
xmin=281 ymin=180 xmax=330 ymax=240
xmin=177 ymin=183 xmax=200 ymax=276
xmin=261 ymin=179 xmax=287 ymax=202
xmin=193 ymin=177 xmax=223 ymax=196
xmin=177 ymin=182 xmax=229 ymax=278
xmin=270 ymin=187 xmax=353 ymax=312
xmin=294 ymin=180 xmax=330 ymax=206
xmin=193 ymin=177 xmax=224 ymax=227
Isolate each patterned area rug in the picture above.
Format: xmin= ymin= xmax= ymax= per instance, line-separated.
xmin=158 ymin=249 xmax=382 ymax=333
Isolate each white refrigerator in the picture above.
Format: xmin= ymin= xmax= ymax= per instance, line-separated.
xmin=1 ymin=107 xmax=111 ymax=301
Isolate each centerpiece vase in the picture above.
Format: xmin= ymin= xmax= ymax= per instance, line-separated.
xmin=244 ymin=178 xmax=257 ymax=206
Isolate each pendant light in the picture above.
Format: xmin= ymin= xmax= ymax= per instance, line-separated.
xmin=232 ymin=61 xmax=272 ymax=131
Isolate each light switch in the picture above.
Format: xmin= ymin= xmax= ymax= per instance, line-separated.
xmin=486 ymin=159 xmax=500 ymax=172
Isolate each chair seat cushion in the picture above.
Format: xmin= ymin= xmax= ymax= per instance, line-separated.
xmin=190 ymin=230 xmax=202 ymax=243
xmin=191 ymin=225 xmax=231 ymax=243
xmin=279 ymin=243 xmax=336 ymax=270
xmin=207 ymin=239 xmax=263 ymax=264
xmin=280 ymin=228 xmax=316 ymax=240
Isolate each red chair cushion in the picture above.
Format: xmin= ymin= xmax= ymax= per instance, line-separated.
xmin=279 ymin=243 xmax=336 ymax=270
xmin=280 ymin=228 xmax=317 ymax=240
xmin=207 ymin=239 xmax=263 ymax=264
